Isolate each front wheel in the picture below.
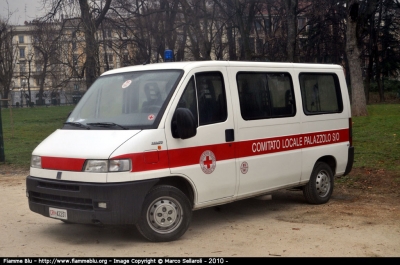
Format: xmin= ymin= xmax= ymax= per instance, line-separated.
xmin=136 ymin=185 xmax=192 ymax=242
xmin=303 ymin=162 xmax=334 ymax=204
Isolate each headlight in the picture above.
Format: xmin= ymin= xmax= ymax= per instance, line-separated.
xmin=109 ymin=159 xmax=131 ymax=172
xmin=31 ymin=155 xmax=42 ymax=168
xmin=84 ymin=160 xmax=108 ymax=172
xmin=84 ymin=159 xmax=131 ymax=172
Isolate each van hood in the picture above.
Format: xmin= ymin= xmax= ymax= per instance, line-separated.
xmin=32 ymin=129 xmax=141 ymax=159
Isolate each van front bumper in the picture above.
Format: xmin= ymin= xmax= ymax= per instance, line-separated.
xmin=26 ymin=176 xmax=159 ymax=225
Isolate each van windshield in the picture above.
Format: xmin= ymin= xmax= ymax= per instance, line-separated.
xmin=65 ymin=70 xmax=183 ymax=130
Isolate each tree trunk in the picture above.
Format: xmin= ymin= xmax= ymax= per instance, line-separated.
xmin=365 ymin=51 xmax=374 ymax=104
xmin=284 ymin=0 xmax=298 ymax=62
xmin=79 ymin=0 xmax=97 ymax=90
xmin=227 ymin=22 xmax=236 ymax=60
xmin=78 ymin=0 xmax=111 ymax=89
xmin=346 ymin=0 xmax=368 ymax=116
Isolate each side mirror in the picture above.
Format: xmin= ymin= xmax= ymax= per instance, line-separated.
xmin=172 ymin=108 xmax=197 ymax=139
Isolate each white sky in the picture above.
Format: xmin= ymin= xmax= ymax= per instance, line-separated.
xmin=0 ymin=0 xmax=46 ymax=25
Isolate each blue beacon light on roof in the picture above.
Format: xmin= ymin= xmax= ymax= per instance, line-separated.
xmin=164 ymin=50 xmax=174 ymax=62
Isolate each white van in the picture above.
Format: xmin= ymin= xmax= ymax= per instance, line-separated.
xmin=27 ymin=61 xmax=354 ymax=242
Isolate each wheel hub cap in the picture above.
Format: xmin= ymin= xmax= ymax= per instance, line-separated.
xmin=147 ymin=197 xmax=182 ymax=233
xmin=316 ymin=171 xmax=330 ymax=197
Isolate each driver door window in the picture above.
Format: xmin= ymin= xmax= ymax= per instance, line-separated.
xmin=178 ymin=72 xmax=228 ymax=127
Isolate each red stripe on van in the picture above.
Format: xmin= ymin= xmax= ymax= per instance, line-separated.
xmin=236 ymin=129 xmax=349 ymax=158
xmin=112 ymin=151 xmax=170 ymax=172
xmin=41 ymin=157 xmax=86 ymax=171
xmin=168 ymin=143 xmax=235 ymax=168
xmin=40 ymin=129 xmax=349 ymax=172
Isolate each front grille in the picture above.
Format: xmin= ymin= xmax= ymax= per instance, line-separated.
xmin=29 ymin=191 xmax=93 ymax=210
xmin=38 ymin=182 xmax=80 ymax=191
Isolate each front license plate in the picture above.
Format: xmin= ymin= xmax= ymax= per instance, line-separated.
xmin=49 ymin=207 xmax=68 ymax=220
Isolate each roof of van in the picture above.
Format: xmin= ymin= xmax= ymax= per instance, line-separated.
xmin=101 ymin=61 xmax=343 ymax=76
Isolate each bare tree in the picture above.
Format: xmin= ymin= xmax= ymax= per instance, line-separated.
xmin=300 ymin=0 xmax=346 ymax=64
xmin=179 ymin=0 xmax=214 ymax=60
xmin=30 ymin=20 xmax=64 ymax=105
xmin=346 ymin=0 xmax=378 ymax=116
xmin=283 ymin=0 xmax=298 ymax=62
xmin=42 ymin=0 xmax=112 ymax=89
xmin=0 ymin=19 xmax=18 ymax=108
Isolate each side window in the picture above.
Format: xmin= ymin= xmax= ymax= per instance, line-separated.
xmin=299 ymin=73 xmax=343 ymax=114
xmin=195 ymin=72 xmax=227 ymax=126
xmin=237 ymin=72 xmax=296 ymax=120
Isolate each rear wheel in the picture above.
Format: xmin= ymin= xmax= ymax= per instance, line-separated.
xmin=303 ymin=162 xmax=334 ymax=204
xmin=136 ymin=185 xmax=192 ymax=242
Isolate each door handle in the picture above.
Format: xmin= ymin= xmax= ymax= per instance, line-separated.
xmin=225 ymin=129 xmax=234 ymax=142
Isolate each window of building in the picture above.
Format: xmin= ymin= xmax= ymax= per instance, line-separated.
xmin=299 ymin=73 xmax=343 ymax=114
xmin=264 ymin=18 xmax=271 ymax=34
xmin=36 ymin=78 xmax=43 ymax=86
xmin=249 ymin=37 xmax=255 ymax=53
xmin=107 ymin=29 xmax=112 ymax=38
xmin=19 ymin=36 xmax=24 ymax=43
xmin=122 ymin=53 xmax=129 ymax=66
xmin=34 ymin=49 xmax=40 ymax=59
xmin=256 ymin=38 xmax=263 ymax=54
xmin=255 ymin=20 xmax=262 ymax=32
xmin=104 ymin=54 xmax=113 ymax=64
xmin=237 ymin=72 xmax=296 ymax=120
xmin=19 ymin=48 xmax=25 ymax=58
xmin=298 ymin=17 xmax=307 ymax=32
xmin=122 ymin=28 xmax=127 ymax=38
xmin=20 ymin=64 xmax=26 ymax=75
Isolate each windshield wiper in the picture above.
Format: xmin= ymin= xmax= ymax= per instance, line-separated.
xmin=87 ymin=122 xmax=128 ymax=130
xmin=63 ymin=122 xmax=90 ymax=129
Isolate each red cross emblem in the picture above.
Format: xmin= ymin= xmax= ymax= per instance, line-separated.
xmin=148 ymin=114 xmax=155 ymax=121
xmin=200 ymin=150 xmax=216 ymax=174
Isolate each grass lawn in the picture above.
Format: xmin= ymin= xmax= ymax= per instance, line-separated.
xmin=352 ymin=104 xmax=400 ymax=172
xmin=1 ymin=105 xmax=74 ymax=169
xmin=0 ymin=104 xmax=399 ymax=174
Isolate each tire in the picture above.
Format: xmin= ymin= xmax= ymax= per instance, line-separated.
xmin=303 ymin=162 xmax=334 ymax=204
xmin=136 ymin=185 xmax=192 ymax=242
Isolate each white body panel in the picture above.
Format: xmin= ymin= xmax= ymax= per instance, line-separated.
xmin=33 ymin=129 xmax=140 ymax=159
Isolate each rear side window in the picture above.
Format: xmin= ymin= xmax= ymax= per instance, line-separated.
xmin=299 ymin=73 xmax=343 ymax=115
xmin=237 ymin=72 xmax=296 ymax=120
